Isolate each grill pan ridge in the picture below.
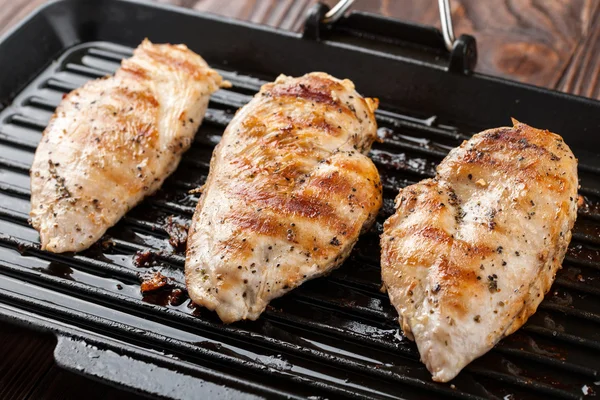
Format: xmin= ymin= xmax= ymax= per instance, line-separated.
xmin=1 ymin=1 xmax=600 ymax=399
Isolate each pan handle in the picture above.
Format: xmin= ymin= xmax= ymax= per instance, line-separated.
xmin=438 ymin=0 xmax=456 ymax=51
xmin=322 ymin=0 xmax=355 ymax=24
xmin=321 ymin=0 xmax=457 ymax=48
xmin=53 ymin=335 xmax=263 ymax=399
xmin=302 ymin=0 xmax=477 ymax=75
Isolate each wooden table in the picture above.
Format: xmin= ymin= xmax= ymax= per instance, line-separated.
xmin=0 ymin=0 xmax=598 ymax=399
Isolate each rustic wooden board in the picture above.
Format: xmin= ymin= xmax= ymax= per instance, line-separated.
xmin=155 ymin=0 xmax=600 ymax=96
xmin=1 ymin=0 xmax=598 ymax=96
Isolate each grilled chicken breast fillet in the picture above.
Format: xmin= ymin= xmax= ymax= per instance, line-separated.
xmin=30 ymin=39 xmax=227 ymax=252
xmin=381 ymin=120 xmax=578 ymax=382
xmin=186 ymin=72 xmax=382 ymax=323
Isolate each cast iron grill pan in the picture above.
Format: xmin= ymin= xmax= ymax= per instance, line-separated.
xmin=1 ymin=39 xmax=600 ymax=400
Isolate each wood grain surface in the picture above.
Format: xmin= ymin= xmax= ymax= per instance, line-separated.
xmin=157 ymin=0 xmax=600 ymax=95
xmin=0 ymin=0 xmax=599 ymax=399
xmin=1 ymin=0 xmax=599 ymax=96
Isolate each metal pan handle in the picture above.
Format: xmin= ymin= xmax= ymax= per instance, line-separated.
xmin=53 ymin=335 xmax=264 ymax=399
xmin=303 ymin=0 xmax=477 ymax=74
xmin=322 ymin=0 xmax=457 ymax=50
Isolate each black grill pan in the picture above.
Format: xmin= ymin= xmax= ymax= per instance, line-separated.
xmin=1 ymin=1 xmax=600 ymax=399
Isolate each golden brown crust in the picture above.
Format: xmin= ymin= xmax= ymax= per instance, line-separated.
xmin=29 ymin=39 xmax=225 ymax=253
xmin=186 ymin=72 xmax=382 ymax=323
xmin=265 ymin=74 xmax=341 ymax=106
xmin=381 ymin=120 xmax=578 ymax=382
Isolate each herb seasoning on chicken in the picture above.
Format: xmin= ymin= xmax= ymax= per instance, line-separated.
xmin=381 ymin=120 xmax=578 ymax=382
xmin=185 ymin=72 xmax=382 ymax=323
xmin=30 ymin=39 xmax=227 ymax=252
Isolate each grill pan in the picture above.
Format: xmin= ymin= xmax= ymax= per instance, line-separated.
xmin=1 ymin=0 xmax=600 ymax=398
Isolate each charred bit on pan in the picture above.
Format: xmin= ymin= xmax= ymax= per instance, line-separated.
xmin=140 ymin=271 xmax=169 ymax=292
xmin=134 ymin=250 xmax=159 ymax=268
xmin=164 ymin=216 xmax=189 ymax=252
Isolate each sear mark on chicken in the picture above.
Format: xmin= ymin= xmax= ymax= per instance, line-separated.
xmin=185 ymin=72 xmax=383 ymax=323
xmin=381 ymin=120 xmax=578 ymax=382
xmin=30 ymin=39 xmax=228 ymax=253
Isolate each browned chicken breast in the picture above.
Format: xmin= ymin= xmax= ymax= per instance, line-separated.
xmin=30 ymin=39 xmax=227 ymax=252
xmin=186 ymin=72 xmax=382 ymax=323
xmin=381 ymin=120 xmax=578 ymax=382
